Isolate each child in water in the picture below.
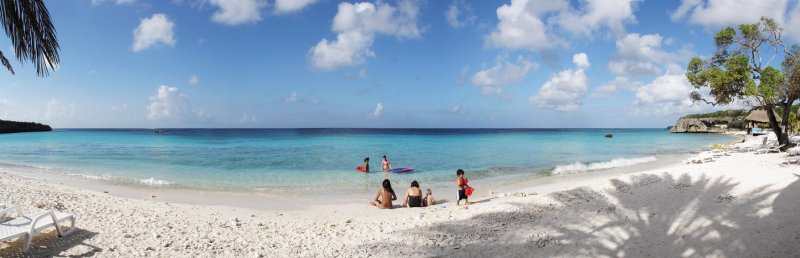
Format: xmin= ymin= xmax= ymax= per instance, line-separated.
xmin=456 ymin=169 xmax=470 ymax=206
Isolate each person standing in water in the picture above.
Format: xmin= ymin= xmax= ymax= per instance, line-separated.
xmin=363 ymin=157 xmax=370 ymax=172
xmin=381 ymin=155 xmax=392 ymax=172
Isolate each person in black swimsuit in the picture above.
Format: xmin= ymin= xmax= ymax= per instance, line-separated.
xmin=403 ymin=180 xmax=423 ymax=208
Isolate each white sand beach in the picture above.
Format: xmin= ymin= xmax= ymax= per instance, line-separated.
xmin=1 ymin=149 xmax=799 ymax=257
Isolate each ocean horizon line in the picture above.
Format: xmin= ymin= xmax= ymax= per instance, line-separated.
xmin=53 ymin=127 xmax=670 ymax=130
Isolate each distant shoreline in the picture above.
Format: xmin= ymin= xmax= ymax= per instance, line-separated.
xmin=0 ymin=120 xmax=51 ymax=134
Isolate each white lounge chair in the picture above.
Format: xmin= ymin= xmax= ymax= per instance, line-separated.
xmin=684 ymin=151 xmax=715 ymax=164
xmin=0 ymin=205 xmax=75 ymax=253
xmin=711 ymin=149 xmax=730 ymax=158
xmin=782 ymin=158 xmax=800 ymax=165
xmin=786 ymin=146 xmax=800 ymax=156
xmin=756 ymin=144 xmax=785 ymax=154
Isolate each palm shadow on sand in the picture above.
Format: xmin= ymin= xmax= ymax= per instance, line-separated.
xmin=358 ymin=173 xmax=800 ymax=257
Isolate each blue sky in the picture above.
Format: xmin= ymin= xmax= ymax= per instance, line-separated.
xmin=0 ymin=0 xmax=797 ymax=128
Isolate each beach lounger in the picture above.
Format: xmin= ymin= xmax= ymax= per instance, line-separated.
xmin=684 ymin=151 xmax=715 ymax=164
xmin=786 ymin=146 xmax=800 ymax=156
xmin=755 ymin=144 xmax=785 ymax=154
xmin=782 ymin=158 xmax=800 ymax=165
xmin=0 ymin=205 xmax=75 ymax=253
xmin=711 ymin=149 xmax=729 ymax=158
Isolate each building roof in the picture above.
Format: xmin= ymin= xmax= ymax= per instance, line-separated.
xmin=745 ymin=109 xmax=782 ymax=123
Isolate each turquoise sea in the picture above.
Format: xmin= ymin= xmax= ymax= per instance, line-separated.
xmin=0 ymin=129 xmax=734 ymax=194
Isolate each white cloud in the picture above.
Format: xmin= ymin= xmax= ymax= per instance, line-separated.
xmin=486 ymin=0 xmax=637 ymax=51
xmin=91 ymin=0 xmax=136 ymax=5
xmin=308 ymin=0 xmax=421 ymax=70
xmin=608 ymin=33 xmax=675 ymax=77
xmin=632 ymin=69 xmax=698 ymax=115
xmin=671 ymin=0 xmax=787 ymax=27
xmin=275 ymin=0 xmax=318 ymax=13
xmin=45 ymin=99 xmax=75 ymax=120
xmin=598 ymin=33 xmax=691 ymax=96
xmin=132 ymin=14 xmax=176 ymax=52
xmin=486 ymin=0 xmax=567 ymax=51
xmin=572 ymin=52 xmax=590 ymax=69
xmin=670 ymin=0 xmax=800 ymax=41
xmin=445 ymin=0 xmax=476 ymax=28
xmin=470 ymin=55 xmax=538 ymax=94
xmin=530 ymin=53 xmax=590 ymax=111
xmin=209 ymin=0 xmax=267 ymax=26
xmin=285 ymin=92 xmax=298 ymax=103
xmin=147 ymin=85 xmax=191 ymax=121
xmin=308 ymin=31 xmax=375 ymax=70
xmin=593 ymin=76 xmax=641 ymax=96
xmin=553 ymin=0 xmax=637 ymax=38
xmin=784 ymin=5 xmax=800 ymax=41
xmin=371 ymin=102 xmax=383 ymax=118
xmin=188 ymin=74 xmax=199 ymax=85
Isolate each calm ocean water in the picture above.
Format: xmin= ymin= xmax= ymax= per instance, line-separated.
xmin=0 ymin=129 xmax=734 ymax=194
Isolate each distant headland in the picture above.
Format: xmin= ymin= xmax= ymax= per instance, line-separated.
xmin=0 ymin=120 xmax=52 ymax=134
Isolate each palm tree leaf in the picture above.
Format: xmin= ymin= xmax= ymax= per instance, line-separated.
xmin=0 ymin=0 xmax=59 ymax=77
xmin=0 ymin=51 xmax=14 ymax=75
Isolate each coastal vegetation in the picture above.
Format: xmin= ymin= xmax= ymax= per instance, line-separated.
xmin=684 ymin=109 xmax=748 ymax=119
xmin=0 ymin=119 xmax=51 ymax=133
xmin=686 ymin=17 xmax=799 ymax=148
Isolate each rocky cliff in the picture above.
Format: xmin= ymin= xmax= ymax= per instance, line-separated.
xmin=0 ymin=120 xmax=52 ymax=134
xmin=670 ymin=110 xmax=747 ymax=133
xmin=670 ymin=117 xmax=732 ymax=133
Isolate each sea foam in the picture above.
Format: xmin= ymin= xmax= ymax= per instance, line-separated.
xmin=552 ymin=156 xmax=657 ymax=175
xmin=66 ymin=173 xmax=113 ymax=180
xmin=140 ymin=177 xmax=172 ymax=186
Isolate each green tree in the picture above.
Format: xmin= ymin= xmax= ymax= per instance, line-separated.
xmin=0 ymin=0 xmax=59 ymax=76
xmin=687 ymin=17 xmax=799 ymax=147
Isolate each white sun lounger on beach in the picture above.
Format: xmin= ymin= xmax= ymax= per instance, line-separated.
xmin=782 ymin=158 xmax=800 ymax=165
xmin=711 ymin=149 xmax=729 ymax=158
xmin=0 ymin=205 xmax=75 ymax=253
xmin=787 ymin=146 xmax=800 ymax=156
xmin=684 ymin=151 xmax=715 ymax=164
xmin=756 ymin=144 xmax=785 ymax=154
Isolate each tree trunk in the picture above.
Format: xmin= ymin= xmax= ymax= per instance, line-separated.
xmin=782 ymin=97 xmax=796 ymax=130
xmin=766 ymin=104 xmax=789 ymax=148
xmin=780 ymin=100 xmax=795 ymax=149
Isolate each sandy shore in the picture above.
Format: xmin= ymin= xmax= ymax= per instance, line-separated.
xmin=1 ymin=150 xmax=799 ymax=257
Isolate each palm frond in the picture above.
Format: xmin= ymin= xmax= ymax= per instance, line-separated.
xmin=0 ymin=0 xmax=59 ymax=76
xmin=0 ymin=51 xmax=14 ymax=75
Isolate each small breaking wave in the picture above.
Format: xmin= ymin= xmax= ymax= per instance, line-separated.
xmin=66 ymin=173 xmax=113 ymax=180
xmin=552 ymin=156 xmax=657 ymax=175
xmin=139 ymin=177 xmax=172 ymax=186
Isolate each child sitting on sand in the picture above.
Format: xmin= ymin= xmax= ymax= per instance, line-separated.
xmin=424 ymin=188 xmax=435 ymax=206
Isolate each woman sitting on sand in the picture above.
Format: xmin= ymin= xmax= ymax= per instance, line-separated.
xmin=402 ymin=180 xmax=423 ymax=208
xmin=370 ymin=179 xmax=397 ymax=209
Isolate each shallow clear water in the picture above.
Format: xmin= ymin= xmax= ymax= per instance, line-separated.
xmin=0 ymin=129 xmax=734 ymax=194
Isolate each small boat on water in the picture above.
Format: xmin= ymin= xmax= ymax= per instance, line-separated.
xmin=604 ymin=133 xmax=613 ymax=138
xmin=154 ymin=128 xmax=165 ymax=134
